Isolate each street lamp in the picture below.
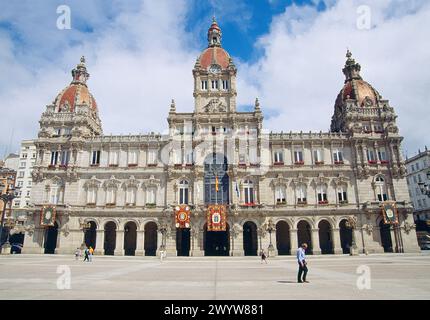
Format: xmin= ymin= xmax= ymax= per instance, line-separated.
xmin=417 ymin=171 xmax=430 ymax=198
xmin=266 ymin=219 xmax=275 ymax=255
xmin=159 ymin=223 xmax=168 ymax=251
xmin=345 ymin=217 xmax=358 ymax=256
xmin=0 ymin=182 xmax=19 ymax=254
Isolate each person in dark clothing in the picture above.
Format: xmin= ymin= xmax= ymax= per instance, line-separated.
xmin=83 ymin=248 xmax=89 ymax=262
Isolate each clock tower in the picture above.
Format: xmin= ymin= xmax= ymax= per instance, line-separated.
xmin=193 ymin=17 xmax=237 ymax=114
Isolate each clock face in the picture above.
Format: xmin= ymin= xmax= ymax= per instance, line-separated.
xmin=209 ymin=64 xmax=221 ymax=74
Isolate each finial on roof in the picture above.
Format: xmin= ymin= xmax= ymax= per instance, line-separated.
xmin=255 ymin=98 xmax=260 ymax=111
xmin=170 ymin=99 xmax=176 ymax=113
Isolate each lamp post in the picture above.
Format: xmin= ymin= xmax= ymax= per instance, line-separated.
xmin=266 ymin=219 xmax=275 ymax=256
xmin=345 ymin=217 xmax=358 ymax=256
xmin=417 ymin=171 xmax=430 ymax=198
xmin=0 ymin=182 xmax=19 ymax=254
xmin=159 ymin=223 xmax=168 ymax=251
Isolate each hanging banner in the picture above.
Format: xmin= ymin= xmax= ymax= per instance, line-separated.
xmin=40 ymin=205 xmax=56 ymax=227
xmin=382 ymin=202 xmax=398 ymax=225
xmin=175 ymin=205 xmax=191 ymax=228
xmin=207 ymin=204 xmax=227 ymax=231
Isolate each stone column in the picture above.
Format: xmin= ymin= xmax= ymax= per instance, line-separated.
xmin=332 ymin=228 xmax=343 ymax=254
xmin=21 ymin=229 xmax=44 ymax=254
xmin=114 ymin=230 xmax=124 ymax=256
xmin=190 ymin=228 xmax=204 ymax=256
xmin=290 ymin=228 xmax=298 ymax=253
xmin=165 ymin=232 xmax=177 ymax=256
xmin=156 ymin=230 xmax=162 ymax=256
xmin=135 ymin=230 xmax=144 ymax=256
xmin=311 ymin=228 xmax=321 ymax=255
xmin=231 ymin=227 xmax=244 ymax=256
xmin=94 ymin=230 xmax=104 ymax=255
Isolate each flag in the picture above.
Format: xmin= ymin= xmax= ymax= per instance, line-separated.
xmin=215 ymin=175 xmax=219 ymax=192
xmin=235 ymin=181 xmax=240 ymax=198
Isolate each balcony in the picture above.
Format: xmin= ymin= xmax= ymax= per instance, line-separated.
xmin=273 ymin=161 xmax=284 ymax=166
xmin=368 ymin=160 xmax=377 ymax=165
xmin=128 ymin=163 xmax=138 ymax=167
xmin=239 ymin=202 xmax=258 ymax=208
xmin=147 ymin=163 xmax=157 ymax=167
xmin=146 ymin=203 xmax=156 ymax=208
xmin=185 ymin=163 xmax=194 ymax=168
xmin=48 ymin=164 xmax=56 ymax=170
xmin=250 ymin=163 xmax=260 ymax=168
xmin=174 ymin=164 xmax=183 ymax=168
xmin=90 ymin=163 xmax=100 ymax=167
xmin=105 ymin=203 xmax=116 ymax=208
xmin=318 ymin=200 xmax=329 ymax=205
xmin=380 ymin=160 xmax=389 ymax=165
xmin=109 ymin=164 xmax=119 ymax=167
xmin=314 ymin=161 xmax=324 ymax=165
xmin=297 ymin=200 xmax=307 ymax=206
xmin=294 ymin=161 xmax=304 ymax=165
xmin=276 ymin=199 xmax=286 ymax=206
xmin=238 ymin=163 xmax=247 ymax=168
xmin=334 ymin=161 xmax=344 ymax=165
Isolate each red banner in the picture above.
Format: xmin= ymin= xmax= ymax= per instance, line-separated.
xmin=207 ymin=204 xmax=227 ymax=231
xmin=382 ymin=202 xmax=399 ymax=225
xmin=175 ymin=205 xmax=191 ymax=228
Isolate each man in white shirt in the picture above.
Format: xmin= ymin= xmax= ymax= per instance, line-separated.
xmin=296 ymin=243 xmax=309 ymax=283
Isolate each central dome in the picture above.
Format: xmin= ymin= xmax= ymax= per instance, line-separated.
xmin=198 ymin=46 xmax=231 ymax=70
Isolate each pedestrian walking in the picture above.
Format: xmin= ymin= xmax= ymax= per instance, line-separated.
xmin=89 ymin=246 xmax=94 ymax=262
xmin=296 ymin=243 xmax=309 ymax=283
xmin=260 ymin=249 xmax=268 ymax=264
xmin=160 ymin=249 xmax=166 ymax=262
xmin=83 ymin=247 xmax=89 ymax=262
xmin=74 ymin=248 xmax=80 ymax=260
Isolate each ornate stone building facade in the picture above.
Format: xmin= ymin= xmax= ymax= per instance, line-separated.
xmin=21 ymin=19 xmax=419 ymax=256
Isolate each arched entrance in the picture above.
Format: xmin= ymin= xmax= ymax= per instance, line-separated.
xmin=84 ymin=221 xmax=97 ymax=249
xmin=318 ymin=220 xmax=333 ymax=254
xmin=297 ymin=220 xmax=312 ymax=254
xmin=276 ymin=221 xmax=291 ymax=255
xmin=176 ymin=228 xmax=190 ymax=256
xmin=9 ymin=232 xmax=25 ymax=254
xmin=144 ymin=222 xmax=158 ymax=256
xmin=104 ymin=221 xmax=116 ymax=255
xmin=243 ymin=221 xmax=258 ymax=256
xmin=339 ymin=219 xmax=352 ymax=254
xmin=379 ymin=220 xmax=393 ymax=252
xmin=204 ymin=223 xmax=230 ymax=256
xmin=44 ymin=222 xmax=58 ymax=254
xmin=124 ymin=221 xmax=137 ymax=256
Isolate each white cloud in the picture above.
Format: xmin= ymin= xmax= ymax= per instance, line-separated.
xmin=237 ymin=0 xmax=430 ymax=156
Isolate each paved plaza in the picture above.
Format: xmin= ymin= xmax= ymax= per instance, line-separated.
xmin=0 ymin=253 xmax=429 ymax=300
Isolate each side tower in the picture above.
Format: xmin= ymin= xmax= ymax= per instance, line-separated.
xmin=331 ymin=50 xmax=419 ymax=253
xmin=25 ymin=57 xmax=103 ymax=253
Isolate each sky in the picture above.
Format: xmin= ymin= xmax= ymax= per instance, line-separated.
xmin=0 ymin=0 xmax=429 ymax=159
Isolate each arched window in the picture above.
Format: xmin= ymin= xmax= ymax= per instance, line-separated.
xmin=297 ymin=184 xmax=307 ymax=204
xmin=179 ymin=180 xmax=189 ymax=204
xmin=375 ymin=176 xmax=388 ymax=201
xmin=126 ymin=187 xmax=137 ymax=205
xmin=243 ymin=180 xmax=254 ymax=204
xmin=275 ymin=185 xmax=286 ymax=204
xmin=317 ymin=184 xmax=328 ymax=204
xmin=49 ymin=182 xmax=63 ymax=204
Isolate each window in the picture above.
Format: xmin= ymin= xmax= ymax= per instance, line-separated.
xmin=413 ymin=176 xmax=417 ymax=183
xmin=274 ymin=150 xmax=284 ymax=164
xmin=173 ymin=150 xmax=182 ymax=165
xmin=313 ymin=149 xmax=324 ymax=164
xmin=211 ymin=80 xmax=219 ymax=90
xmin=423 ymin=198 xmax=427 ymax=207
xmin=375 ymin=176 xmax=388 ymax=201
xmin=294 ymin=149 xmax=304 ymax=164
xmin=60 ymin=150 xmax=70 ymax=166
xmin=297 ymin=184 xmax=307 ymax=203
xmin=249 ymin=147 xmax=258 ymax=164
xmin=146 ymin=188 xmax=156 ymax=204
xmin=179 ymin=180 xmax=189 ymax=204
xmin=54 ymin=128 xmax=61 ymax=136
xmin=374 ymin=123 xmax=384 ymax=133
xmin=418 ymin=199 xmax=422 ymax=208
xmin=32 ymin=153 xmax=36 ymax=158
xmin=20 ymin=162 xmax=26 ymax=168
xmin=416 ymin=162 xmax=420 ymax=170
xmin=126 ymin=188 xmax=136 ymax=205
xmin=367 ymin=148 xmax=377 ymax=163
xmin=201 ymin=80 xmax=208 ymax=90
xmin=378 ymin=148 xmax=388 ymax=162
xmin=148 ymin=149 xmax=157 ymax=165
xmin=128 ymin=150 xmax=138 ymax=165
xmin=185 ymin=150 xmax=193 ymax=165
xmin=362 ymin=122 xmax=371 ymax=133
xmin=418 ymin=174 xmax=422 ymax=183
xmin=239 ymin=153 xmax=246 ymax=165
xmin=243 ymin=180 xmax=254 ymax=204
xmin=50 ymin=151 xmax=59 ymax=165
xmin=222 ymin=79 xmax=229 ymax=90
xmin=91 ymin=150 xmax=101 ymax=166
xmin=317 ymin=184 xmax=328 ymax=203
xmin=333 ymin=149 xmax=344 ymax=164
xmin=275 ymin=186 xmax=286 ymax=204
xmin=338 ymin=186 xmax=348 ymax=203
xmin=109 ymin=151 xmax=119 ymax=166
xmin=87 ymin=188 xmax=97 ymax=205
xmin=21 ymin=153 xmax=27 ymax=159
xmin=26 ymin=190 xmax=30 ymax=197
xmin=106 ymin=187 xmax=116 ymax=205
xmin=64 ymin=128 xmax=72 ymax=136
xmin=50 ymin=184 xmax=61 ymax=204
xmin=18 ymin=171 xmax=24 ymax=178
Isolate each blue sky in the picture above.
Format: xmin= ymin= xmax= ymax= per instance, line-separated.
xmin=1 ymin=0 xmax=429 ymax=158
